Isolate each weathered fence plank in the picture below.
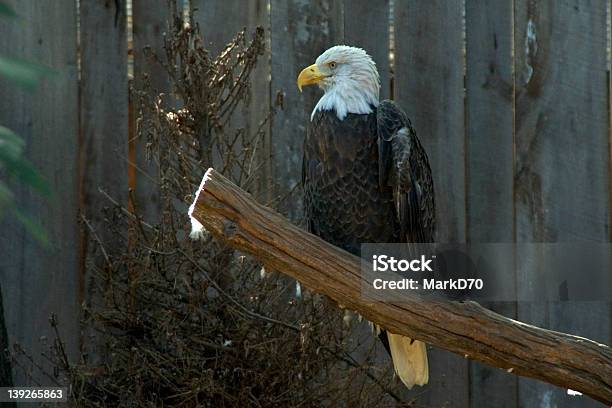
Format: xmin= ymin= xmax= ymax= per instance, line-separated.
xmin=394 ymin=0 xmax=466 ymax=244
xmin=514 ymin=1 xmax=610 ymax=407
xmin=344 ymin=0 xmax=390 ymax=100
xmin=0 ymin=0 xmax=79 ymax=385
xmin=465 ymin=1 xmax=517 ymax=407
xmin=394 ymin=1 xmax=469 ymax=405
xmin=132 ymin=0 xmax=172 ymax=224
xmin=270 ymin=0 xmax=343 ymax=219
xmin=79 ymin=0 xmax=128 ymax=365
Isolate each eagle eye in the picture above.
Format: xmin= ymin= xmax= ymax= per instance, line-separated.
xmin=328 ymin=61 xmax=337 ymax=69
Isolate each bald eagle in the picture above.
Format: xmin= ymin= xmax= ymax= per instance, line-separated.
xmin=297 ymin=45 xmax=435 ymax=389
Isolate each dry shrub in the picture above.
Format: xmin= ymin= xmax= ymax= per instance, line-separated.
xmin=29 ymin=3 xmax=409 ymax=406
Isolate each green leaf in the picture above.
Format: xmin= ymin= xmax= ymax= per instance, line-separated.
xmin=0 ymin=2 xmax=17 ymax=18
xmin=0 ymin=56 xmax=53 ymax=91
xmin=0 ymin=125 xmax=23 ymax=145
xmin=0 ymin=126 xmax=50 ymax=196
xmin=0 ymin=182 xmax=49 ymax=249
xmin=0 ymin=181 xmax=13 ymax=211
xmin=0 ymin=125 xmax=25 ymax=158
xmin=0 ymin=152 xmax=51 ymax=197
xmin=11 ymin=206 xmax=49 ymax=248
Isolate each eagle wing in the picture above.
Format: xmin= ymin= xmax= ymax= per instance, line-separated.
xmin=377 ymin=100 xmax=436 ymax=243
xmin=376 ymin=100 xmax=434 ymax=388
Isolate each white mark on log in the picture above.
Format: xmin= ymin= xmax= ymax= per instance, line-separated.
xmin=566 ymin=389 xmax=582 ymax=396
xmin=295 ymin=281 xmax=302 ymax=297
xmin=260 ymin=266 xmax=267 ymax=279
xmin=188 ymin=167 xmax=213 ymax=240
xmin=524 ymin=19 xmax=538 ymax=85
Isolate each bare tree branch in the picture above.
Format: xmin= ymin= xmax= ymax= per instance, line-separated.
xmin=189 ymin=168 xmax=612 ymax=405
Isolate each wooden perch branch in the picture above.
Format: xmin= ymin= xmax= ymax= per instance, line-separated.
xmin=188 ymin=168 xmax=612 ymax=405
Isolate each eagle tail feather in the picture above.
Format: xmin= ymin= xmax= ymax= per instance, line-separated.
xmin=387 ymin=332 xmax=429 ymax=389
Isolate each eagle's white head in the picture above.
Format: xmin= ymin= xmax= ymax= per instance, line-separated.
xmin=297 ymin=45 xmax=380 ymax=121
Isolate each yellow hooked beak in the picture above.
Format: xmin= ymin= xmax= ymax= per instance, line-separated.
xmin=297 ymin=63 xmax=328 ymax=92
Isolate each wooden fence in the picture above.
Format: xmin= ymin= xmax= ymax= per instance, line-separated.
xmin=0 ymin=1 xmax=610 ymax=407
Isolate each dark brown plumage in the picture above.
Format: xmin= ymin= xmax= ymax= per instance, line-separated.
xmin=302 ymin=100 xmax=435 ymax=372
xmin=302 ymin=99 xmax=436 ymax=254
